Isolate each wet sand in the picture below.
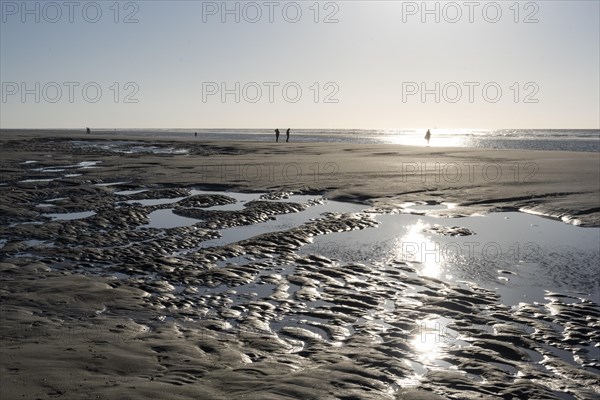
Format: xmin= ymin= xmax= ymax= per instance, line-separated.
xmin=1 ymin=131 xmax=599 ymax=399
xmin=2 ymin=130 xmax=600 ymax=226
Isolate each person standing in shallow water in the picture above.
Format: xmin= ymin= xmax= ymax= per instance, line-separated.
xmin=275 ymin=128 xmax=280 ymax=142
xmin=425 ymin=129 xmax=431 ymax=145
xmin=286 ymin=128 xmax=290 ymax=142
xmin=86 ymin=127 xmax=90 ymax=134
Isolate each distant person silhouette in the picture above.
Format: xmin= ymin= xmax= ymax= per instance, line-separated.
xmin=194 ymin=131 xmax=198 ymax=138
xmin=286 ymin=128 xmax=290 ymax=142
xmin=275 ymin=128 xmax=280 ymax=142
xmin=425 ymin=129 xmax=431 ymax=145
xmin=86 ymin=127 xmax=90 ymax=134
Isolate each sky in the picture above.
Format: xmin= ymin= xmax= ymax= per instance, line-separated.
xmin=1 ymin=0 xmax=599 ymax=129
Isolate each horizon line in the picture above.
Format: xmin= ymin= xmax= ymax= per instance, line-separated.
xmin=2 ymin=127 xmax=599 ymax=131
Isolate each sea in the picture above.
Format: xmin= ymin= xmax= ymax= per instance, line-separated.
xmin=79 ymin=128 xmax=599 ymax=152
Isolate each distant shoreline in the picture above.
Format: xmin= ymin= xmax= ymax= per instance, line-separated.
xmin=2 ymin=128 xmax=599 ymax=152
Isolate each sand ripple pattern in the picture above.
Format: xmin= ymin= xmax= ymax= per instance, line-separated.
xmin=1 ymin=158 xmax=599 ymax=399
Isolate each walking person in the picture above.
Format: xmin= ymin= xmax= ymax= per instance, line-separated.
xmin=286 ymin=128 xmax=290 ymax=143
xmin=275 ymin=128 xmax=280 ymax=142
xmin=425 ymin=129 xmax=431 ymax=145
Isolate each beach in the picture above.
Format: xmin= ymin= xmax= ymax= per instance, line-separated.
xmin=1 ymin=130 xmax=599 ymax=399
xmin=2 ymin=130 xmax=599 ymax=225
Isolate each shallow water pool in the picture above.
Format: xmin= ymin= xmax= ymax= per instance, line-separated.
xmin=307 ymin=210 xmax=600 ymax=305
xmin=45 ymin=211 xmax=96 ymax=221
xmin=142 ymin=209 xmax=201 ymax=229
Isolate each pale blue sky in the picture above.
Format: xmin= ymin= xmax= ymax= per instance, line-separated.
xmin=1 ymin=0 xmax=598 ymax=129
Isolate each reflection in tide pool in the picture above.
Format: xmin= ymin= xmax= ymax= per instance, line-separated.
xmin=308 ymin=211 xmax=600 ymax=306
xmin=409 ymin=317 xmax=466 ymax=362
xmin=411 ymin=329 xmax=443 ymax=363
xmin=398 ymin=316 xmax=471 ymax=387
xmin=398 ymin=220 xmax=444 ymax=279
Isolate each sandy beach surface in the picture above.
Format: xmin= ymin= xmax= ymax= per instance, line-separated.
xmin=1 ymin=131 xmax=599 ymax=399
xmin=3 ymin=130 xmax=599 ymax=225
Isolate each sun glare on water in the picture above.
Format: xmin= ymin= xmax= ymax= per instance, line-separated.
xmin=384 ymin=128 xmax=476 ymax=147
xmin=396 ymin=220 xmax=443 ymax=278
xmin=411 ymin=326 xmax=444 ymax=362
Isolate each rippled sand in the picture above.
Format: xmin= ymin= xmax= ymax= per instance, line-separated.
xmin=1 ymin=134 xmax=599 ymax=399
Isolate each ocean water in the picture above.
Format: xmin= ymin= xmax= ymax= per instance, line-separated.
xmin=78 ymin=128 xmax=600 ymax=152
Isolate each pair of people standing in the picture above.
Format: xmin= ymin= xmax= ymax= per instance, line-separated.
xmin=274 ymin=128 xmax=290 ymax=142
